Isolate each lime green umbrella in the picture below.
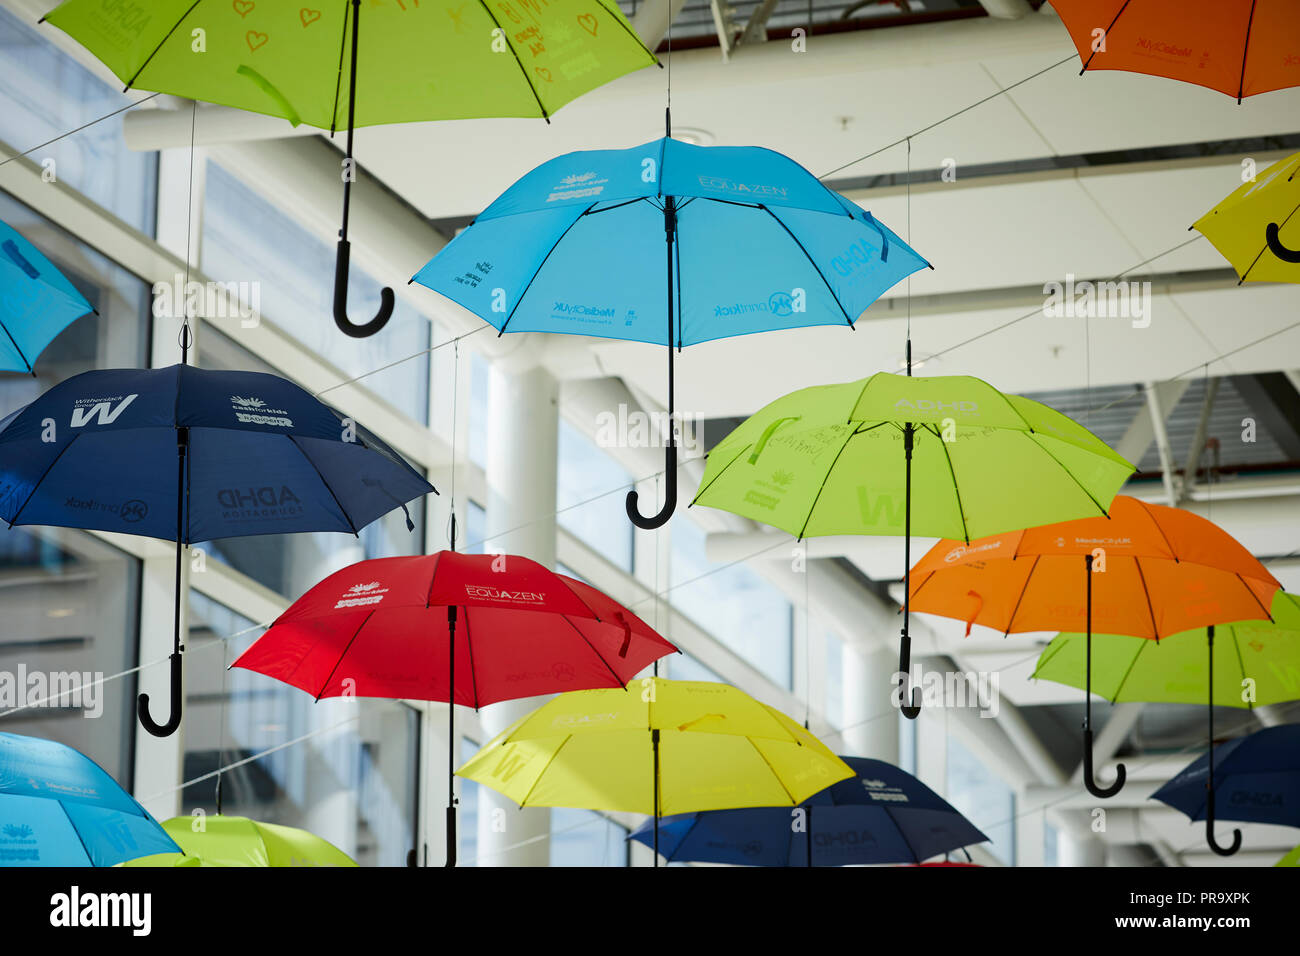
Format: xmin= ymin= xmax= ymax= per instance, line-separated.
xmin=1033 ymin=592 xmax=1300 ymax=857
xmin=1278 ymin=844 xmax=1300 ymax=867
xmin=41 ymin=0 xmax=656 ymax=337
xmin=1032 ymin=592 xmax=1300 ymax=709
xmin=693 ymin=369 xmax=1133 ymax=717
xmin=120 ymin=815 xmax=358 ymax=867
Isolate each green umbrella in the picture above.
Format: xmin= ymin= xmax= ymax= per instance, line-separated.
xmin=692 ymin=369 xmax=1133 ymax=717
xmin=1033 ymin=591 xmax=1300 ymax=856
xmin=1278 ymin=844 xmax=1300 ymax=867
xmin=41 ymin=0 xmax=656 ymax=337
xmin=120 ymin=815 xmax=358 ymax=867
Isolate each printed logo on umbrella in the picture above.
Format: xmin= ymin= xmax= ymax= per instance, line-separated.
xmin=464 ymin=584 xmax=546 ymax=605
xmin=944 ymin=540 xmax=1003 ymax=563
xmin=230 ymin=395 xmax=293 ymax=427
xmin=334 ymin=582 xmax=388 ymax=609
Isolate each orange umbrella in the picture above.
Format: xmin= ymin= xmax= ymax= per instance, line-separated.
xmin=1052 ymin=0 xmax=1300 ymax=102
xmin=909 ymin=495 xmax=1280 ymax=797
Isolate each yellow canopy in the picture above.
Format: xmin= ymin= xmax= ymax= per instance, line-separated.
xmin=458 ymin=678 xmax=853 ymax=816
xmin=1192 ymin=151 xmax=1300 ymax=284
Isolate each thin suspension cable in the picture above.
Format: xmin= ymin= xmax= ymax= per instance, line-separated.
xmin=0 ymin=93 xmax=162 ymax=168
xmin=314 ymin=324 xmax=488 ymax=397
xmin=818 ymin=54 xmax=1077 ymax=181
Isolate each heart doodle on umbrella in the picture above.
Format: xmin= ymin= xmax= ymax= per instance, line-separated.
xmin=535 ymin=66 xmax=552 ymax=82
xmin=300 ymin=7 xmax=321 ymax=26
xmin=246 ymin=30 xmax=268 ymax=51
xmin=577 ymin=13 xmax=598 ymax=36
xmin=233 ymin=0 xmax=255 ymax=17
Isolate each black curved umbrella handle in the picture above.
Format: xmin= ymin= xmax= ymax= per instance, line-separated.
xmin=626 ymin=444 xmax=677 ymax=530
xmin=1082 ymin=727 xmax=1126 ymax=798
xmin=898 ymin=682 xmax=921 ymax=720
xmin=333 ymin=239 xmax=394 ymax=338
xmin=1265 ymin=222 xmax=1300 ymax=263
xmin=1205 ymin=788 xmax=1242 ymax=857
xmin=896 ymin=635 xmax=921 ymax=720
xmin=137 ymin=651 xmax=183 ymax=738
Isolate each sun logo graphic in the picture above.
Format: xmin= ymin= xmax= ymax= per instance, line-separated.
xmin=771 ymin=469 xmax=795 ymax=487
xmin=335 ymin=581 xmax=389 ymax=609
xmin=560 ymin=172 xmax=597 ymax=186
xmin=230 ymin=396 xmax=267 ymax=409
xmin=2 ymin=824 xmax=33 ymax=840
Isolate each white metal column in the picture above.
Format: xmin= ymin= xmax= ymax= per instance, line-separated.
xmin=476 ymin=360 xmax=559 ymax=866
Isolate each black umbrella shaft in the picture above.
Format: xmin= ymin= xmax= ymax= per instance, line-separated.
xmin=173 ymin=427 xmax=188 ymax=657
xmin=664 ymin=196 xmax=676 ymax=429
xmin=652 ymin=727 xmax=661 ymax=867
xmin=901 ymin=423 xmax=913 ymax=665
xmin=340 ymin=0 xmax=361 ymax=241
xmin=1207 ymin=624 xmax=1215 ymax=800
xmin=446 ymin=604 xmax=457 ymax=867
xmin=1084 ymin=552 xmax=1093 ymax=731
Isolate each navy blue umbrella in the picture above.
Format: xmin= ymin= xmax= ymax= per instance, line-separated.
xmin=1152 ymin=723 xmax=1300 ymax=851
xmin=628 ymin=756 xmax=988 ymax=866
xmin=0 ymin=363 xmax=434 ymax=737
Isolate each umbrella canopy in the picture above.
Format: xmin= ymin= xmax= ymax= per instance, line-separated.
xmin=1152 ymin=723 xmax=1300 ymax=831
xmin=231 ymin=552 xmax=675 ymax=705
xmin=121 ymin=815 xmax=357 ymax=867
xmin=627 ymin=756 xmax=988 ymax=867
xmin=692 ymin=372 xmax=1133 ymax=541
xmin=1193 ymin=150 xmax=1300 ymax=283
xmin=457 ymin=677 xmax=854 ymax=864
xmin=412 ymin=136 xmax=929 ymax=528
xmin=1278 ymin=844 xmax=1300 ymax=867
xmin=232 ymin=551 xmax=676 ymax=866
xmin=0 ymin=219 xmax=94 ymax=374
xmin=911 ymin=494 xmax=1279 ymax=798
xmin=1052 ymin=0 xmax=1300 ymax=101
xmin=42 ymin=0 xmax=655 ymax=129
xmin=43 ymin=0 xmax=657 ymax=337
xmin=0 ymin=364 xmax=433 ymax=737
xmin=691 ymin=370 xmax=1132 ymax=719
xmin=0 ymin=732 xmax=180 ymax=867
xmin=1032 ymin=592 xmax=1300 ymax=708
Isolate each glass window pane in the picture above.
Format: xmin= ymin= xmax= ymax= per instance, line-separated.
xmin=824 ymin=628 xmax=843 ymax=728
xmin=200 ymin=162 xmax=430 ymax=424
xmin=549 ymin=808 xmax=627 ymax=867
xmin=469 ymin=352 xmax=488 ymax=469
xmin=0 ymin=528 xmax=139 ymax=786
xmin=670 ymin=516 xmax=792 ymax=688
xmin=557 ymin=419 xmax=633 ymax=572
xmin=668 ymin=651 xmax=721 ymax=683
xmin=464 ymin=500 xmax=486 ymax=556
xmin=458 ymin=736 xmax=479 ymax=867
xmin=0 ymin=7 xmax=157 ymax=234
xmin=185 ymin=592 xmax=419 ymax=866
xmin=946 ymin=735 xmax=1014 ymax=864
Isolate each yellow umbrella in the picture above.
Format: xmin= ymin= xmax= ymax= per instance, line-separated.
xmin=457 ymin=677 xmax=853 ymax=865
xmin=1192 ymin=151 xmax=1300 ymax=284
xmin=119 ymin=815 xmax=358 ymax=867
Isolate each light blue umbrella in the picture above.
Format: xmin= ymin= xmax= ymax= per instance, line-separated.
xmin=0 ymin=732 xmax=181 ymax=866
xmin=0 ymin=220 xmax=94 ymax=374
xmin=411 ymin=132 xmax=930 ymax=528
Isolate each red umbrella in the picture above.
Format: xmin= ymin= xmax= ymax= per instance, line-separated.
xmin=232 ymin=551 xmax=676 ymax=865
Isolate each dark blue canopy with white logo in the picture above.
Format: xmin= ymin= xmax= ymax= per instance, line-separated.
xmin=0 ymin=364 xmax=434 ymax=543
xmin=1152 ymin=723 xmax=1300 ymax=829
xmin=629 ymin=755 xmax=988 ymax=866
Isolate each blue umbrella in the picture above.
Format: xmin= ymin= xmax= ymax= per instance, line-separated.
xmin=0 ymin=732 xmax=181 ymax=866
xmin=0 ymin=363 xmax=435 ymax=737
xmin=0 ymin=219 xmax=95 ymax=374
xmin=1152 ymin=723 xmax=1300 ymax=854
xmin=628 ymin=755 xmax=987 ymax=866
xmin=411 ymin=129 xmax=930 ymax=528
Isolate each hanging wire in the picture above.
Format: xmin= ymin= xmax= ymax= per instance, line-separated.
xmin=179 ymin=99 xmax=197 ymax=362
xmin=0 ymin=92 xmax=162 ymax=169
xmin=446 ymin=337 xmax=460 ymax=551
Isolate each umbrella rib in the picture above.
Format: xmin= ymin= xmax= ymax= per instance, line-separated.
xmin=314 ymin=609 xmax=375 ymax=702
xmin=755 ymin=204 xmax=855 ymax=328
xmin=497 ymin=203 xmax=598 ymax=336
xmin=560 ymin=614 xmax=628 ymax=688
xmin=474 ymin=0 xmax=549 ymax=120
xmin=554 ymin=575 xmax=603 ymax=622
xmin=1079 ymin=0 xmax=1134 ymax=74
xmin=794 ymin=424 xmax=859 ymax=541
xmin=7 ymin=431 xmax=83 ymax=528
xmin=1024 ymin=435 xmax=1113 ymax=518
xmin=591 ymin=0 xmax=660 ymax=63
xmin=1000 ymin=554 xmax=1039 ymax=637
xmin=930 ymin=423 xmax=971 ymax=546
xmin=744 ymin=736 xmax=799 ymax=806
xmin=1110 ymin=635 xmax=1150 ymax=704
xmin=515 ymin=733 xmax=573 ymax=809
xmin=1236 ymin=0 xmax=1258 ymax=102
xmin=1227 ymin=627 xmax=1251 ymax=709
xmin=1239 ymin=198 xmax=1300 ymax=283
xmin=0 ymin=321 xmax=31 ymax=373
xmin=690 ymin=442 xmax=754 ymax=505
xmin=57 ymin=799 xmax=96 ymax=866
xmin=1131 ymin=556 xmax=1161 ymax=639
xmin=285 ymin=435 xmax=359 ymax=536
xmin=115 ymin=0 xmax=202 ymax=91
xmin=1235 ymin=571 xmax=1276 ymax=622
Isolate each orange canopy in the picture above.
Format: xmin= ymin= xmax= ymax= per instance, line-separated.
xmin=909 ymin=495 xmax=1280 ymax=639
xmin=1052 ymin=0 xmax=1300 ymax=101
